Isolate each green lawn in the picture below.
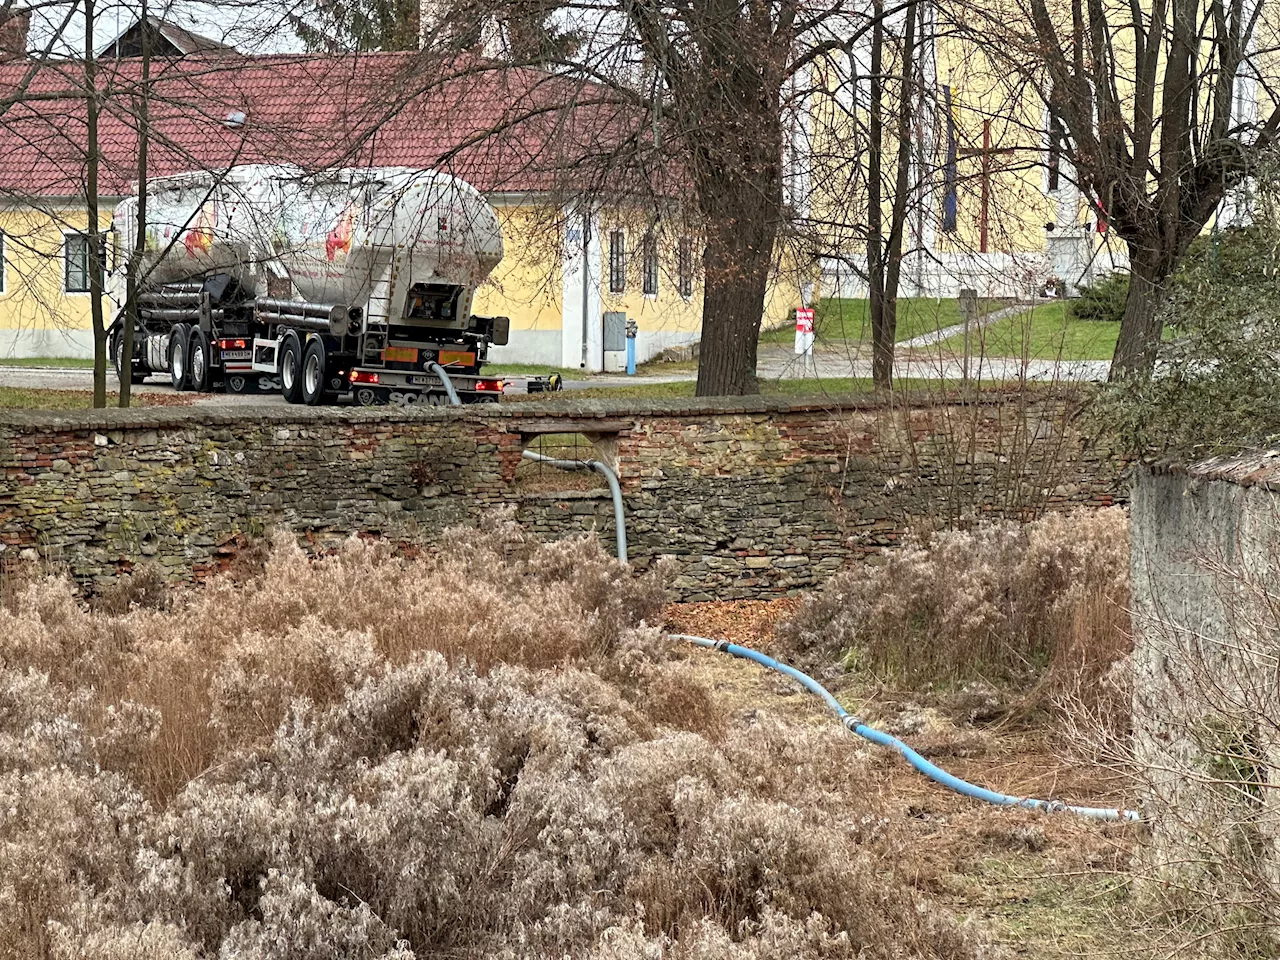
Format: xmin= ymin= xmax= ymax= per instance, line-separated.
xmin=933 ymin=301 xmax=1120 ymax=361
xmin=0 ymin=356 xmax=95 ymax=368
xmin=0 ymin=387 xmax=109 ymax=409
xmin=759 ymin=297 xmax=1009 ymax=346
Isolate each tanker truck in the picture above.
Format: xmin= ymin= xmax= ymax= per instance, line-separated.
xmin=107 ymin=164 xmax=510 ymax=405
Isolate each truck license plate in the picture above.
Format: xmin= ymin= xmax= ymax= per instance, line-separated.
xmin=408 ymin=375 xmax=438 ymax=386
xmin=220 ymin=350 xmax=251 ymax=361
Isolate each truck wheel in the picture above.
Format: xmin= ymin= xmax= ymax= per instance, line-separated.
xmin=188 ymin=327 xmax=211 ymax=392
xmin=168 ymin=324 xmax=190 ymax=391
xmin=111 ymin=329 xmax=147 ymax=385
xmin=301 ymin=338 xmax=328 ymax=406
xmin=279 ymin=331 xmax=304 ymax=404
xmin=115 ymin=331 xmax=147 ymax=385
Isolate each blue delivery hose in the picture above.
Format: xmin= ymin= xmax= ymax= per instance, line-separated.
xmin=671 ymin=634 xmax=1140 ymax=823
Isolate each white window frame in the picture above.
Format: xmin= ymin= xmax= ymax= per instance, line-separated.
xmin=63 ymin=232 xmax=98 ymax=294
xmin=677 ymin=237 xmax=694 ymax=300
xmin=608 ymin=228 xmax=626 ymax=294
xmin=642 ymin=230 xmax=658 ymax=299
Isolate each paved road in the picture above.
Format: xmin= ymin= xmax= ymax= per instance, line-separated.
xmin=0 ymin=347 xmax=1108 ymax=404
xmin=0 ymin=365 xmax=693 ymax=404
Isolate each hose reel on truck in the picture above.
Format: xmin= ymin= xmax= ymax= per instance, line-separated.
xmin=107 ymin=164 xmax=511 ymax=405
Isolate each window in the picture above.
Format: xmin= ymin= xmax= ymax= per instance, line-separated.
xmin=677 ymin=238 xmax=693 ymax=298
xmin=642 ymin=231 xmax=658 ymax=297
xmin=64 ymin=233 xmax=101 ymax=293
xmin=608 ymin=228 xmax=626 ymax=294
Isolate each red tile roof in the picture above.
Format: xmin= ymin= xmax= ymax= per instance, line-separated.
xmin=0 ymin=52 xmax=636 ymax=198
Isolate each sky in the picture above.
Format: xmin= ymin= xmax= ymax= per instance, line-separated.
xmin=28 ymin=0 xmax=308 ymax=56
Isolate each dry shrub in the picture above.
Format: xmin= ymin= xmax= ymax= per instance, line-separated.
xmin=779 ymin=508 xmax=1131 ymax=697
xmin=0 ymin=512 xmax=988 ymax=960
xmin=92 ymin=563 xmax=172 ymax=615
xmin=1 ymin=554 xmax=41 ymax=613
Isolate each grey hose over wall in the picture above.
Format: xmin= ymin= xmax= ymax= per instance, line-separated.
xmin=426 ymin=362 xmax=461 ymax=406
xmin=519 ymin=431 xmax=1138 ymax=822
xmin=521 ymin=449 xmax=626 ymax=562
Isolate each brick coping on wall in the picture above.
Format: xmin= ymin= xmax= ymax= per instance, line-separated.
xmin=1144 ymin=448 xmax=1280 ymax=490
xmin=0 ymin=388 xmax=1088 ymax=433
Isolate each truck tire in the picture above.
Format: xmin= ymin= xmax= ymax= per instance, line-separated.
xmin=301 ymin=337 xmax=328 ymax=406
xmin=168 ymin=324 xmax=191 ymax=391
xmin=279 ymin=331 xmax=304 ymax=404
xmin=187 ymin=327 xmax=211 ymax=392
xmin=111 ymin=328 xmax=148 ymax=385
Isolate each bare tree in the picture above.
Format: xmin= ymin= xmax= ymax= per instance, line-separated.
xmin=618 ymin=1 xmax=797 ymax=395
xmin=0 ymin=0 xmax=313 ymax=405
xmin=970 ymin=0 xmax=1280 ymax=378
xmin=84 ymin=0 xmax=109 ymax=406
xmin=118 ymin=0 xmax=150 ymax=407
xmin=866 ymin=0 xmax=920 ymax=390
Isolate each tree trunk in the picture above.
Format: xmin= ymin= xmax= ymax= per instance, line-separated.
xmin=864 ymin=0 xmax=918 ymax=392
xmin=120 ymin=0 xmax=150 ymax=408
xmin=1110 ymin=254 xmax=1171 ymax=380
xmin=695 ymin=216 xmax=775 ymax=396
xmin=870 ymin=290 xmax=897 ymax=387
xmin=85 ymin=0 xmax=106 ymax=408
xmin=866 ymin=0 xmax=889 ymax=390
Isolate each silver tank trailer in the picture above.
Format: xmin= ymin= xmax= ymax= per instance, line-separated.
xmin=110 ymin=163 xmax=504 ymax=327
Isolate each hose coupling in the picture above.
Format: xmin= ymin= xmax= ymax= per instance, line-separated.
xmin=841 ymin=715 xmax=863 ymax=732
xmin=714 ymin=639 xmax=731 ymax=653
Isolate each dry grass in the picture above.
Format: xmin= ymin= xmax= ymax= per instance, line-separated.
xmin=0 ymin=386 xmax=198 ymax=409
xmin=778 ymin=509 xmax=1132 ymax=708
xmin=0 ymin=512 xmax=994 ymax=960
xmin=672 ymin=616 xmax=1140 ymax=959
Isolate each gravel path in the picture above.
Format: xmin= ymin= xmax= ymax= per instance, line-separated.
xmin=896 ymin=300 xmax=1037 ymax=349
xmin=757 ymin=345 xmax=1109 ymax=383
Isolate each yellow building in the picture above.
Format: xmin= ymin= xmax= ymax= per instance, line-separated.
xmin=803 ymin=20 xmax=1121 ymax=299
xmin=479 ymin=199 xmax=708 ymax=371
xmin=0 ymin=201 xmax=115 ymax=357
xmin=0 ymin=38 xmax=805 ymax=369
xmin=802 ymin=2 xmax=1277 ymax=301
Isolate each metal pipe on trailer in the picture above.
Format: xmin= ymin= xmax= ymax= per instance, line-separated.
xmin=139 ymin=293 xmax=203 ymax=307
xmin=255 ymin=300 xmax=354 ymax=336
xmin=140 ymin=308 xmax=228 ymax=322
xmin=255 ymin=298 xmax=349 ymax=320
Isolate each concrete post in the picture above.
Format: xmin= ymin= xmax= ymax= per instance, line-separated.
xmin=959 ymin=288 xmax=978 ymax=384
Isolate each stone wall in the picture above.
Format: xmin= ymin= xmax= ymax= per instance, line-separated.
xmin=0 ymin=393 xmax=1128 ymax=599
xmin=1131 ymin=456 xmax=1280 ymax=876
